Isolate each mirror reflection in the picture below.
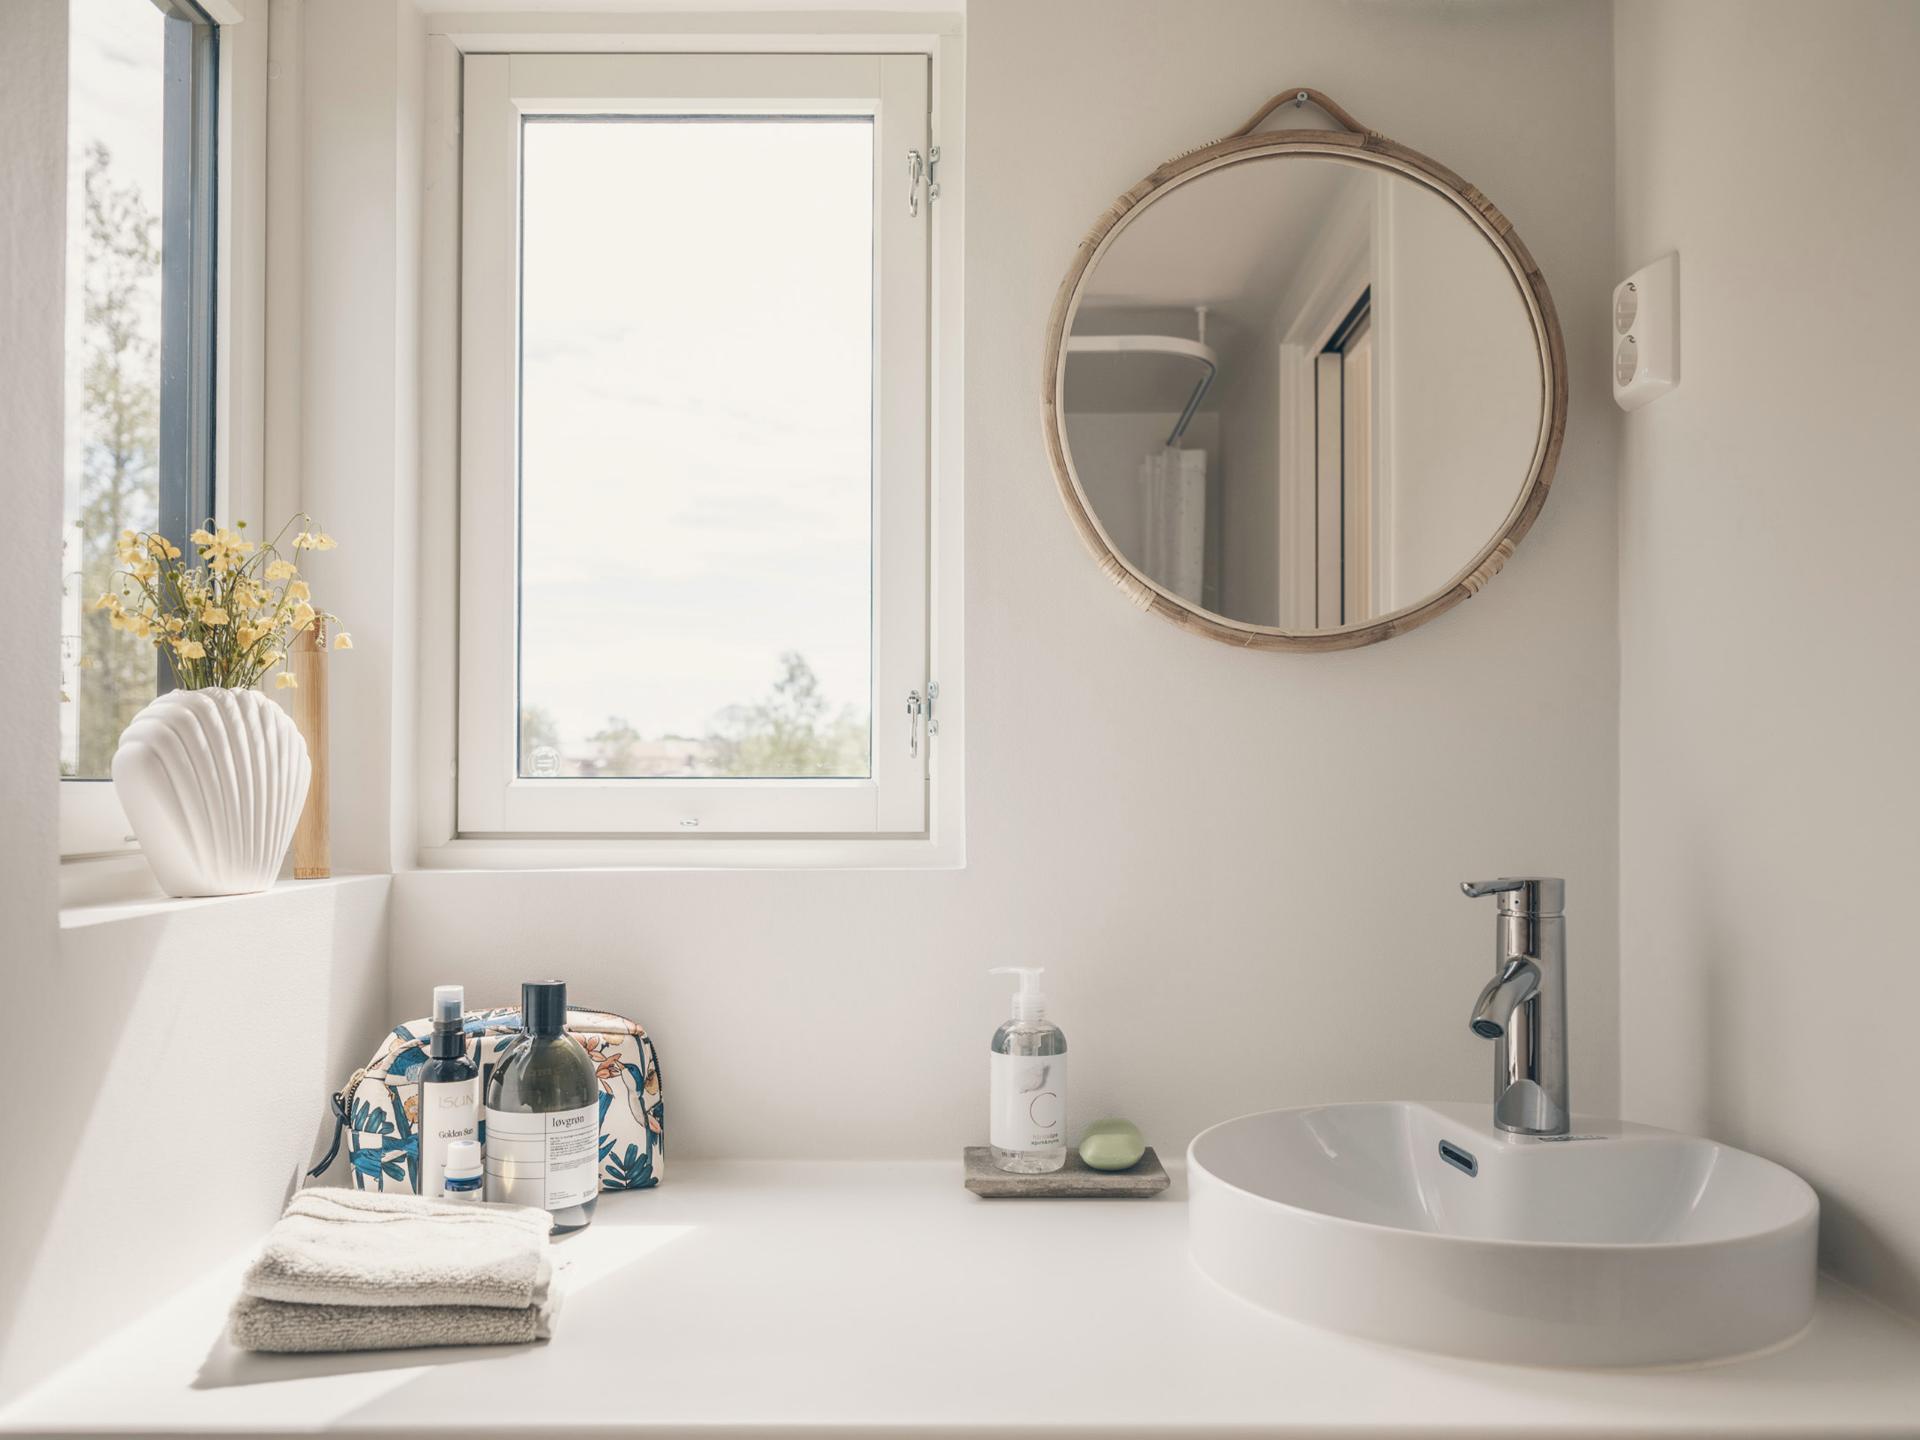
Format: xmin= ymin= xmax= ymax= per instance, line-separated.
xmin=1062 ymin=154 xmax=1542 ymax=631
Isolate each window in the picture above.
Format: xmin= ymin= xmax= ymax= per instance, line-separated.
xmin=59 ymin=0 xmax=220 ymax=856
xmin=457 ymin=54 xmax=932 ymax=837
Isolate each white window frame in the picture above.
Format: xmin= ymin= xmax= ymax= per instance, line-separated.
xmin=450 ymin=46 xmax=944 ymax=846
xmin=59 ymin=0 xmax=267 ymax=863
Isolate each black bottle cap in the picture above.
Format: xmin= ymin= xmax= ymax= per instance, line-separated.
xmin=522 ymin=980 xmax=568 ymax=1036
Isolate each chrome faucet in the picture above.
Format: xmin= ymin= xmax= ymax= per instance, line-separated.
xmin=1461 ymin=878 xmax=1568 ymax=1136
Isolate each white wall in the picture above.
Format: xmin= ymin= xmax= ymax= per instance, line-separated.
xmin=1 ymin=883 xmax=391 ymax=1399
xmin=1614 ymin=0 xmax=1920 ymax=1318
xmin=393 ymin=0 xmax=1621 ymax=1161
xmin=0 ymin=0 xmax=76 ymax=1398
xmin=1380 ymin=175 xmax=1544 ymax=610
xmin=293 ymin=0 xmax=427 ymax=876
xmin=1217 ymin=306 xmax=1282 ymax=625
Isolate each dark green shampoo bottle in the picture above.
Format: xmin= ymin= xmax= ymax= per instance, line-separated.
xmin=484 ymin=980 xmax=600 ymax=1233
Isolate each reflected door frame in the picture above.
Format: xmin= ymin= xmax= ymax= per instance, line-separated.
xmin=1274 ymin=176 xmax=1386 ymax=630
xmin=1316 ymin=296 xmax=1373 ymax=627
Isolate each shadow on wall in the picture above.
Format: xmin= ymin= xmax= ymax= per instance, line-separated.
xmin=0 ymin=879 xmax=391 ymax=1401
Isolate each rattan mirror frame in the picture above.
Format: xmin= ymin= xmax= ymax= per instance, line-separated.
xmin=1041 ymin=88 xmax=1568 ymax=652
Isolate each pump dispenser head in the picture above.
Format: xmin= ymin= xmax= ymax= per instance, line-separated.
xmin=990 ymin=966 xmax=1048 ymax=1023
xmin=428 ymin=985 xmax=467 ymax=1059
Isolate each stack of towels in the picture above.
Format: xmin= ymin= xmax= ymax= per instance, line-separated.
xmin=229 ymin=1188 xmax=556 ymax=1353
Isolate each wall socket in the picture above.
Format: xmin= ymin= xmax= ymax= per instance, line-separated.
xmin=1612 ymin=253 xmax=1679 ymax=411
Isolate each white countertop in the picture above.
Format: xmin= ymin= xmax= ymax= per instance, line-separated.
xmin=5 ymin=1161 xmax=1919 ymax=1438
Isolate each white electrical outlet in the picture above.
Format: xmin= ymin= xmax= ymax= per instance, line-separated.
xmin=1612 ymin=252 xmax=1679 ymax=411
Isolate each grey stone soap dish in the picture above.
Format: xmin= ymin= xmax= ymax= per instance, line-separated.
xmin=962 ymin=1146 xmax=1171 ymax=1198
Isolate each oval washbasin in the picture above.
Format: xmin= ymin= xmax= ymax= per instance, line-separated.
xmin=1187 ymin=1101 xmax=1818 ymax=1367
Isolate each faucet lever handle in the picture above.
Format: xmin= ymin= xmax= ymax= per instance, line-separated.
xmin=1461 ymin=877 xmax=1566 ymax=915
xmin=1461 ymin=879 xmax=1527 ymax=898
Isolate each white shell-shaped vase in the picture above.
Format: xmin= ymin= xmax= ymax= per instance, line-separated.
xmin=111 ymin=687 xmax=312 ymax=898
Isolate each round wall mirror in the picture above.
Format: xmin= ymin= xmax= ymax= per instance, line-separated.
xmin=1043 ymin=90 xmax=1567 ymax=651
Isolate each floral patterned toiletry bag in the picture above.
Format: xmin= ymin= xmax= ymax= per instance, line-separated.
xmin=311 ymin=1003 xmax=664 ymax=1195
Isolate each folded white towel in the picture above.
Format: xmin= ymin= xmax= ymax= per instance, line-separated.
xmin=230 ymin=1292 xmax=555 ymax=1353
xmin=241 ymin=1188 xmax=553 ymax=1311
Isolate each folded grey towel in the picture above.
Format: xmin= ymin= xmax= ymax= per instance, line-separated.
xmin=230 ymin=1293 xmax=552 ymax=1353
xmin=241 ymin=1188 xmax=553 ymax=1310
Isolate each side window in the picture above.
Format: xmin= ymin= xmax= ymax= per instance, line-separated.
xmin=59 ymin=0 xmax=219 ymax=855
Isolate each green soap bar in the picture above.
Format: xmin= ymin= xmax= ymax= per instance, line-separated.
xmin=1078 ymin=1118 xmax=1146 ymax=1171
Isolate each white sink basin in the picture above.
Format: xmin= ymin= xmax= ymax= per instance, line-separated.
xmin=1188 ymin=1102 xmax=1818 ymax=1367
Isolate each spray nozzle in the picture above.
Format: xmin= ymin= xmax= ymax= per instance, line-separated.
xmin=989 ymin=965 xmax=1048 ymax=1023
xmin=432 ymin=985 xmax=465 ymax=1029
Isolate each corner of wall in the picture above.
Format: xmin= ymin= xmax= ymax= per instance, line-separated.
xmin=0 ymin=0 xmax=73 ymax=1406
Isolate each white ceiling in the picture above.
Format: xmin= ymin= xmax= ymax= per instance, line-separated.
xmin=1078 ymin=155 xmax=1370 ymax=312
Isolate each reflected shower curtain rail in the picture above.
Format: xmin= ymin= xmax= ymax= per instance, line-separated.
xmin=1064 ymin=332 xmax=1219 ymax=446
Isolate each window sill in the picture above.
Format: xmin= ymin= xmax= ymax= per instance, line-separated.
xmin=59 ymin=871 xmax=389 ymax=931
xmin=416 ymin=834 xmax=964 ymax=872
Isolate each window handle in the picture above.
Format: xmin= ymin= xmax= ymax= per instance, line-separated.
xmin=907 ymin=149 xmax=925 ymax=218
xmin=907 ymin=689 xmax=923 ymax=757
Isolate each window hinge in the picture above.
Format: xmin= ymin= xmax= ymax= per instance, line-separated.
xmin=907 ymin=681 xmax=940 ymax=758
xmin=908 ymin=146 xmax=941 ymax=218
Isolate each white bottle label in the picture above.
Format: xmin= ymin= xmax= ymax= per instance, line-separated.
xmin=419 ymin=1077 xmax=479 ymax=1198
xmin=990 ymin=1052 xmax=1067 ymax=1153
xmin=484 ymin=1102 xmax=600 ymax=1212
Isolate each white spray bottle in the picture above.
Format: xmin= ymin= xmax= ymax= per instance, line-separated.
xmin=988 ymin=966 xmax=1068 ymax=1173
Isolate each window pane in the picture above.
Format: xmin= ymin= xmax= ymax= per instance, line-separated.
xmin=60 ymin=0 xmax=170 ymax=778
xmin=517 ymin=117 xmax=875 ymax=780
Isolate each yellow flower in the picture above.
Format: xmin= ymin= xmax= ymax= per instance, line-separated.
xmin=285 ymin=580 xmax=311 ymax=602
xmin=92 ymin=593 xmax=119 ymax=612
xmin=332 ymin=631 xmax=352 ymax=650
xmin=313 ymin=533 xmax=336 ymax=550
xmin=236 ymin=624 xmax=264 ymax=648
xmin=265 ymin=560 xmax=297 ymax=581
xmin=293 ymin=530 xmax=338 ymax=552
xmin=131 ymin=560 xmax=158 ymax=582
xmin=260 ymin=649 xmax=283 ymax=667
xmin=174 ymin=639 xmax=207 ymax=660
xmin=164 ymin=615 xmax=185 ymax=633
xmin=149 ymin=535 xmax=182 ymax=560
xmin=201 ymin=606 xmax=230 ymax=625
xmin=195 ymin=527 xmax=253 ymax=572
xmin=275 ymin=671 xmax=298 ymax=689
xmin=291 ymin=602 xmax=316 ymax=631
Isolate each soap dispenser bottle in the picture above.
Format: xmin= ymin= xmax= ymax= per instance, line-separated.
xmin=988 ymin=966 xmax=1068 ymax=1173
